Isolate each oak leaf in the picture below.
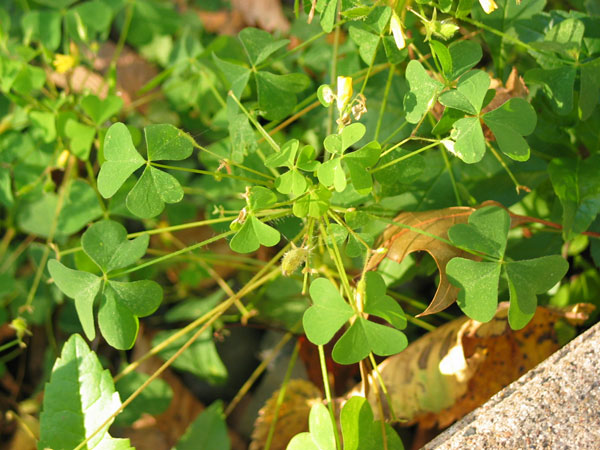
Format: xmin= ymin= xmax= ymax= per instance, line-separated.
xmin=366 ymin=206 xmax=477 ymax=316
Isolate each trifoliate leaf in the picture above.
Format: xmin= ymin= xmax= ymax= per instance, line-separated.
xmin=126 ymin=166 xmax=184 ymax=218
xmin=238 ymin=27 xmax=289 ymax=66
xmin=97 ymin=123 xmax=145 ymax=199
xmin=230 ymin=215 xmax=281 ymax=253
xmin=439 ymin=70 xmax=490 ymax=115
xmin=81 ymin=94 xmax=124 ymax=126
xmin=303 ymin=278 xmax=353 ymax=346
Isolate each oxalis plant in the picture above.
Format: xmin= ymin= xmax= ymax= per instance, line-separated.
xmin=1 ymin=0 xmax=599 ymax=448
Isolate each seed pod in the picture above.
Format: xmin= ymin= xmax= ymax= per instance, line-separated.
xmin=281 ymin=245 xmax=310 ymax=276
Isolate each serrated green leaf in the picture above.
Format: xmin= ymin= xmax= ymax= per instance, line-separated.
xmin=81 ymin=94 xmax=123 ymax=126
xmin=126 ymin=166 xmax=184 ymax=218
xmin=548 ymin=156 xmax=600 ymax=239
xmin=439 ymin=70 xmax=490 ymax=115
xmin=97 ymin=123 xmax=145 ymax=199
xmin=173 ymin=401 xmax=230 ymax=450
xmin=303 ymin=278 xmax=353 ymax=345
xmin=144 ymin=124 xmax=193 ymax=161
xmin=450 ymin=116 xmax=485 ymax=163
xmin=48 ymin=260 xmax=101 ymax=341
xmin=505 ymin=256 xmax=568 ymax=329
xmin=483 ymin=97 xmax=537 ymax=161
xmin=238 ymin=27 xmax=289 ymax=66
xmin=404 ymin=60 xmax=443 ymax=124
xmin=81 ymin=220 xmax=149 ymax=273
xmin=39 ymin=334 xmax=132 ymax=450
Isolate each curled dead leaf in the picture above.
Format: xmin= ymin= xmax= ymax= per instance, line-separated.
xmin=366 ymin=206 xmax=477 ymax=316
xmin=358 ymin=302 xmax=594 ymax=429
xmin=250 ymin=379 xmax=322 ymax=450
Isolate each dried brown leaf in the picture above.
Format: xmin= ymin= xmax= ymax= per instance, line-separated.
xmin=250 ymin=379 xmax=322 ymax=450
xmin=358 ymin=302 xmax=594 ymax=429
xmin=366 ymin=206 xmax=477 ymax=316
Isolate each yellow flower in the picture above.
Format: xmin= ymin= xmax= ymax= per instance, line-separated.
xmin=479 ymin=0 xmax=498 ymax=14
xmin=336 ymin=76 xmax=353 ymax=113
xmin=52 ymin=54 xmax=76 ymax=73
xmin=390 ymin=11 xmax=406 ymax=50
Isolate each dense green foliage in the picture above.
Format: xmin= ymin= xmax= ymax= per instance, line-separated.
xmin=1 ymin=0 xmax=600 ymax=448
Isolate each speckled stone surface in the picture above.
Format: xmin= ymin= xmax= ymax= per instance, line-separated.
xmin=423 ymin=322 xmax=600 ymax=450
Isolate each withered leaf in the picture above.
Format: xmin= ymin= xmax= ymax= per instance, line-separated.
xmin=250 ymin=379 xmax=322 ymax=450
xmin=366 ymin=206 xmax=477 ymax=316
xmin=359 ymin=302 xmax=593 ymax=429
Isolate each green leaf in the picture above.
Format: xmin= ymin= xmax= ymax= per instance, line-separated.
xmin=265 ymin=139 xmax=299 ymax=168
xmin=439 ymin=70 xmax=490 ymax=115
xmin=317 ymin=158 xmax=346 ymax=192
xmin=65 ymin=119 xmax=95 ymax=160
xmin=81 ymin=94 xmax=124 ymax=126
xmin=230 ymin=215 xmax=281 ymax=253
xmin=579 ymin=58 xmax=600 ymax=120
xmin=39 ymin=334 xmax=133 ymax=450
xmin=446 ymin=259 xmax=502 ymax=322
xmin=287 ymin=403 xmax=335 ymax=450
xmin=81 ymin=220 xmax=149 ymax=273
xmin=548 ymin=156 xmax=600 ymax=239
xmin=483 ymin=98 xmax=537 ymax=161
xmin=449 ymin=116 xmax=485 ymax=164
xmin=97 ymin=123 xmax=145 ymax=199
xmin=126 ymin=166 xmax=184 ymax=218
xmin=48 ymin=260 xmax=101 ymax=341
xmin=505 ymin=256 xmax=568 ymax=329
xmin=115 ymin=370 xmax=172 ymax=426
xmin=448 ymin=206 xmax=510 ymax=258
xmin=293 ymin=184 xmax=331 ymax=218
xmin=303 ymin=278 xmax=353 ymax=345
xmin=348 ymin=25 xmax=380 ymax=65
xmin=249 ymin=186 xmax=277 ymax=211
xmin=21 ymin=10 xmax=61 ymax=51
xmin=276 ymin=169 xmax=307 ymax=196
xmin=332 ymin=317 xmax=408 ymax=364
xmin=319 ymin=0 xmax=337 ymax=33
xmin=448 ymin=40 xmax=482 ymax=80
xmin=173 ymin=401 xmax=230 ymax=450
xmin=144 ymin=123 xmax=193 ymax=161
xmin=213 ymin=55 xmax=251 ymax=98
xmin=524 ymin=66 xmax=576 ymax=115
xmin=154 ymin=329 xmax=227 ymax=384
xmin=363 ymin=272 xmax=407 ymax=330
xmin=430 ymin=40 xmax=452 ymax=80
xmin=0 ymin=167 xmax=12 ymax=207
xmin=297 ymin=145 xmax=320 ymax=171
xmin=341 ymin=396 xmax=376 ymax=450
xmin=29 ymin=110 xmax=56 ymax=143
xmin=256 ymin=71 xmax=310 ymax=120
xmin=238 ymin=28 xmax=289 ymax=66
xmin=99 ymin=280 xmax=162 ymax=350
xmin=404 ymin=60 xmax=443 ymax=124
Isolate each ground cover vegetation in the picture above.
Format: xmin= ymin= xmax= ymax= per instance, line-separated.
xmin=1 ymin=0 xmax=600 ymax=448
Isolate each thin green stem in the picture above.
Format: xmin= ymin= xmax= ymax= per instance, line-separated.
xmin=374 ymin=65 xmax=396 ymax=142
xmin=486 ymin=141 xmax=528 ymax=194
xmin=227 ymin=91 xmax=280 ymax=152
xmin=318 ymin=344 xmax=342 ymax=450
xmin=371 ymin=141 xmax=439 ymax=173
xmin=149 ymin=162 xmax=272 ymax=186
xmin=264 ymin=339 xmax=301 ymax=450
